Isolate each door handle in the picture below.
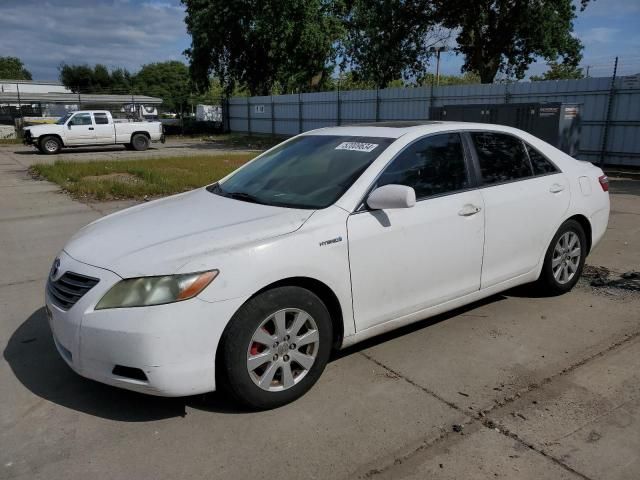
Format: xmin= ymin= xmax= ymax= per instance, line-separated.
xmin=549 ymin=183 xmax=565 ymax=193
xmin=88 ymin=127 xmax=94 ymax=130
xmin=458 ymin=204 xmax=482 ymax=216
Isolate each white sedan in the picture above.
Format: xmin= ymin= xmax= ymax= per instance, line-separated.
xmin=45 ymin=122 xmax=610 ymax=409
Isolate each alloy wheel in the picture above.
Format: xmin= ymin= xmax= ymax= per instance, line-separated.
xmin=246 ymin=308 xmax=320 ymax=392
xmin=552 ymin=231 xmax=581 ymax=285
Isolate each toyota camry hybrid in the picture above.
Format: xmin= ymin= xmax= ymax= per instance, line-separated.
xmin=45 ymin=122 xmax=610 ymax=409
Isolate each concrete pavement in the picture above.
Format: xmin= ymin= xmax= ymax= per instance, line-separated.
xmin=1 ymin=144 xmax=639 ymax=479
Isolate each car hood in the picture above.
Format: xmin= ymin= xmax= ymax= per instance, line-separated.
xmin=64 ymin=188 xmax=314 ymax=277
xmin=25 ymin=124 xmax=63 ymax=136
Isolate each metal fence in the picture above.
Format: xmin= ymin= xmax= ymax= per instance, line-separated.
xmin=228 ymin=75 xmax=640 ymax=167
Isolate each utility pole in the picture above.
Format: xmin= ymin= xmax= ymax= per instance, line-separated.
xmin=429 ymin=46 xmax=450 ymax=86
xmin=16 ymin=83 xmax=22 ymax=116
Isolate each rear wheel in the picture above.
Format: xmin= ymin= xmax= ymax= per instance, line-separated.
xmin=39 ymin=136 xmax=62 ymax=155
xmin=537 ymin=219 xmax=587 ymax=294
xmin=130 ymin=133 xmax=149 ymax=151
xmin=217 ymin=286 xmax=332 ymax=410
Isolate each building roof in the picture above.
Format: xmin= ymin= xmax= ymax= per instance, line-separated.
xmin=0 ymin=79 xmax=64 ymax=85
xmin=0 ymin=91 xmax=163 ymax=105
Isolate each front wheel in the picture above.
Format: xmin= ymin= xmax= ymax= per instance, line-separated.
xmin=39 ymin=136 xmax=62 ymax=154
xmin=217 ymin=286 xmax=333 ymax=410
xmin=537 ymin=219 xmax=587 ymax=295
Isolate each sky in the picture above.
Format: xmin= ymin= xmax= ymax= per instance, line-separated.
xmin=0 ymin=0 xmax=639 ymax=83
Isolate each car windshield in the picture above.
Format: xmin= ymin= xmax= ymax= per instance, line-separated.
xmin=55 ymin=113 xmax=73 ymax=125
xmin=212 ymin=135 xmax=394 ymax=209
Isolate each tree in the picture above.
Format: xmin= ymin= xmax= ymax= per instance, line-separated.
xmin=0 ymin=56 xmax=32 ymax=80
xmin=58 ymin=63 xmax=133 ymax=92
xmin=182 ymin=0 xmax=344 ymax=96
xmin=133 ymin=61 xmax=191 ymax=114
xmin=530 ymin=61 xmax=584 ymax=81
xmin=434 ymin=0 xmax=591 ymax=83
xmin=418 ymin=71 xmax=481 ymax=86
xmin=59 ymin=64 xmax=95 ymax=92
xmin=342 ymin=0 xmax=444 ymax=88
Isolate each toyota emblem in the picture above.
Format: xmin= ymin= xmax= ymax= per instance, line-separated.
xmin=50 ymin=258 xmax=61 ymax=280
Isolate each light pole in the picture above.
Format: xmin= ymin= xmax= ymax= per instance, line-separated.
xmin=429 ymin=46 xmax=451 ymax=86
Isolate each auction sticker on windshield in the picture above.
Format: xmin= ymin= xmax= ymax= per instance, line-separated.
xmin=335 ymin=142 xmax=379 ymax=152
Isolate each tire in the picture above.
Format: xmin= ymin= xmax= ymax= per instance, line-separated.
xmin=217 ymin=286 xmax=333 ymax=410
xmin=537 ymin=219 xmax=587 ymax=295
xmin=130 ymin=133 xmax=149 ymax=151
xmin=124 ymin=143 xmax=135 ymax=150
xmin=39 ymin=136 xmax=62 ymax=155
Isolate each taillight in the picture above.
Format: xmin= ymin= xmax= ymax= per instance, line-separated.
xmin=598 ymin=175 xmax=609 ymax=192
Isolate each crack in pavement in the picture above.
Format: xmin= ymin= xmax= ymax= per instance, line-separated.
xmin=0 ymin=277 xmax=46 ymax=288
xmin=354 ymin=329 xmax=640 ymax=479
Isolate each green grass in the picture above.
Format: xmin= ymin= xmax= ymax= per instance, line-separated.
xmin=30 ymin=153 xmax=257 ymax=201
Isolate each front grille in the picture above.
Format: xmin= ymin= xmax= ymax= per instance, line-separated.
xmin=47 ymin=271 xmax=99 ymax=310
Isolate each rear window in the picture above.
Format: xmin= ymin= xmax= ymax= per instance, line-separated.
xmin=471 ymin=132 xmax=533 ymax=185
xmin=94 ymin=113 xmax=109 ymax=125
xmin=526 ymin=143 xmax=558 ymax=175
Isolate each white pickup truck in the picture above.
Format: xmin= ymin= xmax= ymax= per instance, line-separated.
xmin=23 ymin=110 xmax=164 ymax=154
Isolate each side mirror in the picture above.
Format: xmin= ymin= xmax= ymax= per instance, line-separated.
xmin=367 ymin=184 xmax=416 ymax=210
xmin=67 ymin=122 xmax=73 ymax=129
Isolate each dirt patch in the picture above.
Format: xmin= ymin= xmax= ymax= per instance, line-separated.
xmin=581 ymin=265 xmax=640 ymax=293
xmin=82 ymin=173 xmax=142 ymax=184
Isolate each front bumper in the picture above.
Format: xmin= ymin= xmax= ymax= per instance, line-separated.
xmin=45 ymin=251 xmax=245 ymax=397
xmin=23 ymin=130 xmax=34 ymax=145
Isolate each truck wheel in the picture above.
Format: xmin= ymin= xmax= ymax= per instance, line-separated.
xmin=39 ymin=136 xmax=62 ymax=155
xmin=124 ymin=143 xmax=134 ymax=150
xmin=131 ymin=134 xmax=149 ymax=151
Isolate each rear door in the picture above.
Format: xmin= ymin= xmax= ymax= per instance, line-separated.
xmin=347 ymin=132 xmax=485 ymax=331
xmin=468 ymin=131 xmax=570 ymax=288
xmin=64 ymin=113 xmax=95 ymax=145
xmin=92 ymin=112 xmax=115 ymax=144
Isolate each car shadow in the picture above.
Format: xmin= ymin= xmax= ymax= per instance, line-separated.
xmin=3 ymin=307 xmax=250 ymax=420
xmin=335 ymin=293 xmax=508 ymax=358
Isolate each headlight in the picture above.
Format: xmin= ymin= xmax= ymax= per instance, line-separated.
xmin=95 ymin=270 xmax=218 ymax=310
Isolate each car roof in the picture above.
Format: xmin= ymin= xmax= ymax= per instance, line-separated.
xmin=303 ymin=121 xmax=522 ymax=139
xmin=70 ymin=110 xmax=110 ymax=114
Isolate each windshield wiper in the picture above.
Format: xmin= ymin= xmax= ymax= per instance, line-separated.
xmin=226 ymin=191 xmax=265 ymax=205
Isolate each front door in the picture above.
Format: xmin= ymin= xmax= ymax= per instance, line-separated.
xmin=347 ymin=133 xmax=485 ymax=331
xmin=64 ymin=112 xmax=95 ymax=145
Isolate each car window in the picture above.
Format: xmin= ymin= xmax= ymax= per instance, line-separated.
xmin=70 ymin=113 xmax=93 ymax=126
xmin=94 ymin=113 xmax=109 ymax=125
xmin=376 ymin=133 xmax=469 ymax=199
xmin=526 ymin=143 xmax=558 ymax=175
xmin=215 ymin=135 xmax=394 ymax=209
xmin=471 ymin=132 xmax=533 ymax=185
